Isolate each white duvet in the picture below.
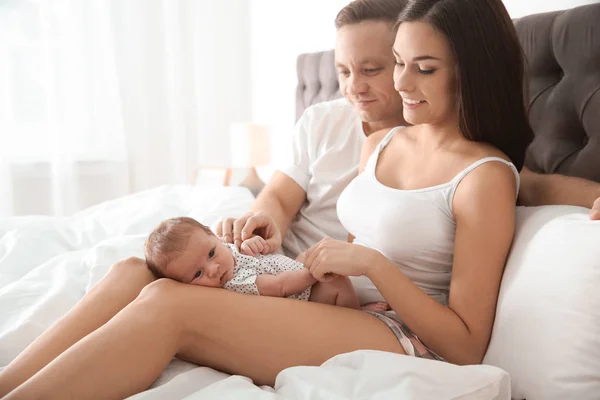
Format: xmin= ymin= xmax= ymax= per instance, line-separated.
xmin=0 ymin=185 xmax=511 ymax=399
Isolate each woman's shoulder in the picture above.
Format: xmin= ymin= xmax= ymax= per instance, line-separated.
xmin=453 ymin=142 xmax=516 ymax=180
xmin=464 ymin=141 xmax=511 ymax=164
xmin=454 ymin=144 xmax=519 ymax=208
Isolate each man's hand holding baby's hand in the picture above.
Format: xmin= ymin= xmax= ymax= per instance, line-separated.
xmin=240 ymin=236 xmax=270 ymax=256
xmin=216 ymin=212 xmax=282 ymax=252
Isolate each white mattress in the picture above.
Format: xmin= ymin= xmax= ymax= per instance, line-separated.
xmin=0 ymin=185 xmax=511 ymax=399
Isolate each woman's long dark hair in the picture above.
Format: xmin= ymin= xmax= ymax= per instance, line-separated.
xmin=397 ymin=0 xmax=534 ymax=170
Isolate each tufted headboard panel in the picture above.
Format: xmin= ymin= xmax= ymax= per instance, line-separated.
xmin=516 ymin=4 xmax=600 ymax=180
xmin=295 ymin=50 xmax=342 ymax=121
xmin=295 ymin=3 xmax=600 ymax=181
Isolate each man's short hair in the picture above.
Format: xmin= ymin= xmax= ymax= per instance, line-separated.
xmin=335 ymin=0 xmax=408 ymax=29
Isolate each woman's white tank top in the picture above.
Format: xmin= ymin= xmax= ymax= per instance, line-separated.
xmin=337 ymin=127 xmax=520 ymax=305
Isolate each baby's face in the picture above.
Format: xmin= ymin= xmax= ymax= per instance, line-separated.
xmin=164 ymin=229 xmax=235 ymax=287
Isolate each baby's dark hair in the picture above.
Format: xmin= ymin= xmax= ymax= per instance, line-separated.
xmin=144 ymin=217 xmax=214 ymax=278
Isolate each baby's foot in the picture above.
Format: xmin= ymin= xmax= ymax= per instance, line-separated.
xmin=361 ymin=302 xmax=390 ymax=313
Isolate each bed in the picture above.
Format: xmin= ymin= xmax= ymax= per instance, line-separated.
xmin=2 ymin=3 xmax=600 ymax=400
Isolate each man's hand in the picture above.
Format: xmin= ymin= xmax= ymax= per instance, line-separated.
xmin=216 ymin=212 xmax=283 ymax=252
xmin=215 ymin=217 xmax=237 ymax=244
xmin=591 ymin=197 xmax=600 ymax=220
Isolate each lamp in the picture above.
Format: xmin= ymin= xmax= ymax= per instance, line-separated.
xmin=229 ymin=122 xmax=272 ymax=195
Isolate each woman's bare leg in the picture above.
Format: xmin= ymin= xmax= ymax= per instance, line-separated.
xmin=0 ymin=257 xmax=155 ymax=396
xmin=5 ymin=279 xmax=405 ymax=400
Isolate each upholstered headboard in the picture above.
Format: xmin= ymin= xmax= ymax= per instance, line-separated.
xmin=295 ymin=3 xmax=600 ymax=181
xmin=295 ymin=50 xmax=342 ymax=120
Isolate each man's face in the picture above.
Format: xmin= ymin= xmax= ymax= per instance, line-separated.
xmin=335 ymin=21 xmax=405 ymax=133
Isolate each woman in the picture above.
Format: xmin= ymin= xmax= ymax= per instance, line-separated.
xmin=0 ymin=0 xmax=533 ymax=398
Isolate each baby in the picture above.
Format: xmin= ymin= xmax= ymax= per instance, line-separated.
xmin=144 ymin=216 xmax=361 ymax=308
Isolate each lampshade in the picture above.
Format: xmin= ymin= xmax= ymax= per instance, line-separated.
xmin=229 ymin=123 xmax=272 ymax=168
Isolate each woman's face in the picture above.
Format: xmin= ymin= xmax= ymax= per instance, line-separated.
xmin=392 ymin=21 xmax=458 ymax=127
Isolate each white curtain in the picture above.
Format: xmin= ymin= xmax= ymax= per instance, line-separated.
xmin=0 ymin=0 xmax=251 ymax=216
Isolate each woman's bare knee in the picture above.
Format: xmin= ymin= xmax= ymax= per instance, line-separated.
xmin=136 ymin=282 xmax=235 ymax=357
xmin=108 ymin=256 xmax=150 ymax=276
xmin=135 ymin=279 xmax=203 ymax=352
xmin=137 ymin=278 xmax=181 ymax=300
xmin=136 ymin=280 xmax=216 ymax=319
xmin=87 ymin=257 xmax=155 ymax=301
xmin=103 ymin=257 xmax=155 ymax=284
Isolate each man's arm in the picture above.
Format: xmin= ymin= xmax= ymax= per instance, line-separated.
xmin=218 ymin=175 xmax=305 ymax=252
xmin=222 ymin=107 xmax=315 ymax=249
xmin=519 ymin=167 xmax=600 ymax=219
xmin=247 ymin=171 xmax=306 ymax=242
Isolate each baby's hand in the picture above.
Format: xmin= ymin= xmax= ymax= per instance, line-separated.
xmin=240 ymin=236 xmax=270 ymax=256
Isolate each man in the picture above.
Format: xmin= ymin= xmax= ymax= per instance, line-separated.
xmin=217 ymin=0 xmax=600 ymax=259
xmin=520 ymin=170 xmax=600 ymax=219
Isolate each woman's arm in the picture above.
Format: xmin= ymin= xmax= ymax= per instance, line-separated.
xmin=367 ymin=162 xmax=517 ymax=364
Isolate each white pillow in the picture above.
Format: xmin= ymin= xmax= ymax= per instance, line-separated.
xmin=483 ymin=206 xmax=600 ymax=400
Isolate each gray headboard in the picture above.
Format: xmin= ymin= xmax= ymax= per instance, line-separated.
xmin=295 ymin=3 xmax=600 ymax=181
xmin=295 ymin=50 xmax=342 ymax=121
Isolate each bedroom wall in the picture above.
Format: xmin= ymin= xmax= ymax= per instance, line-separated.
xmin=189 ymin=0 xmax=252 ymax=168
xmin=248 ymin=0 xmax=349 ymax=169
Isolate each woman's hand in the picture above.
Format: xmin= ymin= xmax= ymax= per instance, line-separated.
xmin=303 ymin=238 xmax=384 ymax=282
xmin=216 ymin=212 xmax=282 ymax=253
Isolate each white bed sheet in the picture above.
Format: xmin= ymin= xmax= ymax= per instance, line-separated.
xmin=0 ymin=185 xmax=510 ymax=399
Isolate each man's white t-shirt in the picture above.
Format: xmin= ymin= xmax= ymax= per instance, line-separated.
xmin=278 ymin=98 xmax=366 ymax=258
